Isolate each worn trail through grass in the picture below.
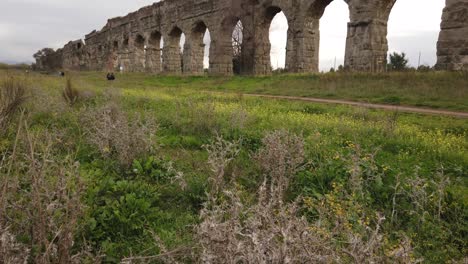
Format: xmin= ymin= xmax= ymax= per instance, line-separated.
xmin=221 ymin=92 xmax=468 ymax=118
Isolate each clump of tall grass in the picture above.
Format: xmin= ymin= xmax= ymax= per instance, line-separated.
xmin=0 ymin=77 xmax=28 ymax=133
xmin=62 ymin=77 xmax=80 ymax=106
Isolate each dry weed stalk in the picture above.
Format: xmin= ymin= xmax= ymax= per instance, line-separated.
xmin=0 ymin=225 xmax=30 ymax=264
xmin=197 ymin=131 xmax=417 ymax=263
xmin=189 ymin=99 xmax=218 ymax=134
xmin=198 ymin=131 xmax=323 ymax=263
xmin=403 ymin=166 xmax=451 ymax=222
xmin=81 ymin=102 xmax=158 ymax=167
xmin=254 ymin=130 xmax=305 ymax=203
xmin=345 ymin=145 xmax=380 ymax=199
xmin=0 ymin=119 xmax=98 ymax=263
xmin=62 ymin=77 xmax=80 ymax=106
xmin=229 ymin=107 xmax=249 ymax=131
xmin=30 ymin=84 xmax=68 ymax=115
xmin=203 ymin=134 xmax=241 ymax=194
xmin=121 ymin=232 xmax=191 ymax=264
xmin=0 ymin=77 xmax=27 ymax=133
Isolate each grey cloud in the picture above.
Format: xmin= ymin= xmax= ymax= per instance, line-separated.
xmin=388 ymin=31 xmax=439 ymax=67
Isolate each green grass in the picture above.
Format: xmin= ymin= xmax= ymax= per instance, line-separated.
xmin=58 ymin=71 xmax=468 ymax=111
xmin=1 ymin=70 xmax=467 ymax=262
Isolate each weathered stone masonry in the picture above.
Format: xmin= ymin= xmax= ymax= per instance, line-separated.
xmin=436 ymin=0 xmax=468 ymax=70
xmin=35 ymin=0 xmax=467 ymax=75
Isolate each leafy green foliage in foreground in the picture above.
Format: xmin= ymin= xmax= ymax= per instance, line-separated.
xmin=0 ymin=71 xmax=467 ymax=263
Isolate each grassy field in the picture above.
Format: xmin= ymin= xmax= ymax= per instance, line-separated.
xmin=0 ymin=70 xmax=467 ymax=263
xmin=68 ymin=71 xmax=468 ymax=111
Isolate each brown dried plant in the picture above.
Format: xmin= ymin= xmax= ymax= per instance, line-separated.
xmin=62 ymin=77 xmax=80 ymax=106
xmin=0 ymin=77 xmax=27 ymax=133
xmin=0 ymin=119 xmax=99 ymax=264
xmin=81 ymin=102 xmax=158 ymax=167
xmin=197 ymin=131 xmax=321 ymax=263
xmin=254 ymin=129 xmax=305 ymax=203
xmin=203 ymin=134 xmax=241 ymax=194
xmin=196 ymin=131 xmax=417 ymax=263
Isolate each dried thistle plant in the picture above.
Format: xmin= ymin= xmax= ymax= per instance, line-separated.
xmin=229 ymin=107 xmax=249 ymax=131
xmin=196 ymin=131 xmax=417 ymax=263
xmin=0 ymin=225 xmax=30 ymax=264
xmin=0 ymin=120 xmax=93 ymax=264
xmin=197 ymin=131 xmax=328 ymax=263
xmin=81 ymin=102 xmax=158 ymax=167
xmin=203 ymin=134 xmax=241 ymax=194
xmin=255 ymin=130 xmax=305 ymax=203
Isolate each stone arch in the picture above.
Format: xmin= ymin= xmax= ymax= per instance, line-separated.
xmin=436 ymin=0 xmax=467 ymax=70
xmin=309 ymin=0 xmax=334 ymax=19
xmin=135 ymin=34 xmax=145 ymax=49
xmin=184 ymin=20 xmax=211 ymax=75
xmin=123 ymin=36 xmax=129 ymax=49
xmin=251 ymin=5 xmax=290 ymax=75
xmin=281 ymin=0 xmax=347 ymax=73
xmin=344 ymin=0 xmax=397 ymax=72
xmin=133 ymin=34 xmax=146 ymax=71
xmin=146 ymin=30 xmax=163 ymax=73
xmin=163 ymin=26 xmax=185 ymax=74
xmin=107 ymin=40 xmax=120 ymax=71
xmin=227 ymin=17 xmax=245 ymax=75
xmin=208 ymin=16 xmax=245 ymax=76
xmin=388 ymin=0 xmax=441 ymax=70
xmin=267 ymin=7 xmax=289 ymax=71
xmin=317 ymin=0 xmax=349 ymax=71
xmin=304 ymin=0 xmax=337 ymax=72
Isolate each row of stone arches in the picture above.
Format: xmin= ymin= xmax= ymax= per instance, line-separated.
xmin=108 ymin=22 xmax=212 ymax=75
xmin=38 ymin=0 xmax=466 ymax=75
xmin=48 ymin=0 xmax=453 ymax=75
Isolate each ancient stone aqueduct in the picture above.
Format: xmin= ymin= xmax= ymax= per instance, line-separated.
xmin=35 ymin=0 xmax=468 ymax=75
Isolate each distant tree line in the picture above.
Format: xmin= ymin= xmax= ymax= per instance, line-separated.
xmin=387 ymin=52 xmax=433 ymax=72
xmin=328 ymin=52 xmax=434 ymax=73
xmin=0 ymin=62 xmax=31 ymax=70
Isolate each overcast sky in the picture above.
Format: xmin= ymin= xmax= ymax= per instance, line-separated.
xmin=0 ymin=0 xmax=445 ymax=71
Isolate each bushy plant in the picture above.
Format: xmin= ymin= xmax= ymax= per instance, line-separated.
xmin=0 ymin=226 xmax=30 ymax=264
xmin=82 ymin=155 xmax=195 ymax=262
xmin=81 ymin=102 xmax=158 ymax=167
xmin=388 ymin=52 xmax=409 ymax=71
xmin=84 ymin=175 xmax=162 ymax=261
xmin=197 ymin=131 xmax=415 ymax=263
xmin=132 ymin=156 xmax=186 ymax=187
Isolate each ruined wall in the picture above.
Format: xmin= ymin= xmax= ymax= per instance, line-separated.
xmin=35 ymin=0 xmax=465 ymax=75
xmin=436 ymin=0 xmax=468 ymax=71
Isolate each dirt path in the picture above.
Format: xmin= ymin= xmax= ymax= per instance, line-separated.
xmin=239 ymin=93 xmax=468 ymax=118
